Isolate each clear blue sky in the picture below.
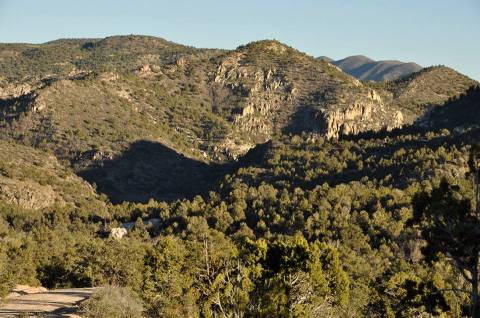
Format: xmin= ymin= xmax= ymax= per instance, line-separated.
xmin=0 ymin=0 xmax=479 ymax=80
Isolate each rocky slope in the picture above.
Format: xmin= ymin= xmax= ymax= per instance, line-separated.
xmin=0 ymin=140 xmax=105 ymax=211
xmin=0 ymin=35 xmax=477 ymax=202
xmin=210 ymin=41 xmax=403 ymax=140
xmin=0 ymin=38 xmax=412 ymax=160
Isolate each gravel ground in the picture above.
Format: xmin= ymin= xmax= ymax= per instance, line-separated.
xmin=0 ymin=288 xmax=97 ymax=317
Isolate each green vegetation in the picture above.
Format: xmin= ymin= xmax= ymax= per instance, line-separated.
xmin=79 ymin=286 xmax=144 ymax=318
xmin=412 ymin=146 xmax=480 ymax=317
xmin=0 ymin=35 xmax=201 ymax=81
xmin=1 ymin=121 xmax=479 ymax=316
xmin=0 ymin=35 xmax=479 ymax=317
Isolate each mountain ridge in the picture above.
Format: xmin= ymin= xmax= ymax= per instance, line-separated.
xmin=0 ymin=35 xmax=477 ymax=203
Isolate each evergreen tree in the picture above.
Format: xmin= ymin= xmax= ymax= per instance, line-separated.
xmin=412 ymin=146 xmax=480 ymax=317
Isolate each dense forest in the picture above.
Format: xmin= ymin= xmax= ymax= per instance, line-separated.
xmin=0 ymin=36 xmax=479 ymax=317
xmin=1 ymin=123 xmax=480 ymax=317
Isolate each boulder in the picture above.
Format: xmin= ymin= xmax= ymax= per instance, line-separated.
xmin=109 ymin=227 xmax=128 ymax=239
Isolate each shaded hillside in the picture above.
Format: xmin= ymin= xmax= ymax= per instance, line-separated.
xmin=332 ymin=55 xmax=422 ymax=81
xmin=419 ymin=85 xmax=480 ymax=130
xmin=79 ymin=140 xmax=226 ymax=203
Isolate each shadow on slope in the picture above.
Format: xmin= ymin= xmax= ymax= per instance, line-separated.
xmin=282 ymin=104 xmax=326 ymax=135
xmin=79 ymin=140 xmax=225 ymax=204
xmin=77 ymin=87 xmax=480 ymax=204
xmin=79 ymin=140 xmax=274 ymax=204
xmin=419 ymin=85 xmax=480 ymax=129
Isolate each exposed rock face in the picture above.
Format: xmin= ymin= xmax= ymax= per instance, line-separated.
xmin=0 ymin=77 xmax=92 ymax=120
xmin=392 ymin=111 xmax=404 ymax=127
xmin=0 ymin=178 xmax=60 ymax=210
xmin=109 ymin=218 xmax=161 ymax=239
xmin=321 ymin=88 xmax=404 ymax=138
xmin=176 ymin=57 xmax=187 ymax=68
xmin=213 ymin=137 xmax=256 ymax=161
xmin=325 ymin=104 xmax=373 ymax=138
xmin=210 ymin=41 xmax=412 ymax=144
xmin=213 ymin=53 xmax=296 ymax=140
xmin=0 ymin=81 xmax=44 ymax=123
xmin=0 ymin=82 xmax=35 ymax=99
xmin=135 ymin=64 xmax=162 ymax=78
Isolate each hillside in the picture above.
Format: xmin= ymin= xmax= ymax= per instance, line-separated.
xmin=0 ymin=36 xmax=477 ymax=203
xmin=1 ymin=35 xmax=480 ymax=318
xmin=0 ymin=140 xmax=105 ymax=211
xmin=329 ymin=55 xmax=423 ymax=81
xmin=0 ymin=35 xmax=202 ymax=82
xmin=368 ymin=65 xmax=477 ymax=122
xmin=419 ymin=85 xmax=480 ymax=130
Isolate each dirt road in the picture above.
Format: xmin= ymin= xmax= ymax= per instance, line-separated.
xmin=0 ymin=288 xmax=96 ymax=317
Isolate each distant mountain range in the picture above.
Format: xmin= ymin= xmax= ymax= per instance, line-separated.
xmin=318 ymin=55 xmax=422 ymax=82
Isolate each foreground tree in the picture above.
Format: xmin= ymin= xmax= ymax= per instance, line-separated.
xmin=244 ymin=235 xmax=349 ymax=317
xmin=412 ymin=146 xmax=480 ymax=317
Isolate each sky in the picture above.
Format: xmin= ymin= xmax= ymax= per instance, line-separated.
xmin=0 ymin=0 xmax=479 ymax=80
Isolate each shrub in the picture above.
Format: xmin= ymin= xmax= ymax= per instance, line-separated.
xmin=79 ymin=286 xmax=144 ymax=318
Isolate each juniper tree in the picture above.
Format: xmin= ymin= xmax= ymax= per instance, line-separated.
xmin=412 ymin=146 xmax=480 ymax=317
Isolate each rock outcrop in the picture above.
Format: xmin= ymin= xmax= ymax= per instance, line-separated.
xmin=0 ymin=82 xmax=35 ymax=99
xmin=0 ymin=178 xmax=60 ymax=210
xmin=135 ymin=64 xmax=162 ymax=78
xmin=213 ymin=53 xmax=296 ymax=140
xmin=321 ymin=88 xmax=404 ymax=138
xmin=110 ymin=227 xmax=128 ymax=239
xmin=210 ymin=41 xmax=412 ymax=145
